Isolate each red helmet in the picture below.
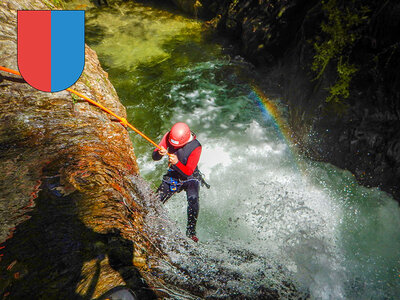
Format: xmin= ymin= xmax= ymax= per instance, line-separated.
xmin=169 ymin=122 xmax=191 ymax=147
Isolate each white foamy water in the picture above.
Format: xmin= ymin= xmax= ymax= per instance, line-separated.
xmin=153 ymin=119 xmax=347 ymax=298
xmin=139 ymin=75 xmax=400 ymax=299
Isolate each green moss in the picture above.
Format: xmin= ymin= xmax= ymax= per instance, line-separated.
xmin=71 ymin=92 xmax=81 ymax=104
xmin=278 ymin=6 xmax=287 ymax=18
xmin=81 ymin=73 xmax=92 ymax=89
xmin=41 ymin=0 xmax=55 ymax=9
xmin=326 ymin=57 xmax=357 ymax=102
xmin=312 ymin=0 xmax=369 ymax=102
xmin=229 ymin=0 xmax=240 ymax=14
xmin=50 ymin=0 xmax=66 ymax=9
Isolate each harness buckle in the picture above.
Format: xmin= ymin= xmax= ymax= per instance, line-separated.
xmin=169 ymin=178 xmax=180 ymax=192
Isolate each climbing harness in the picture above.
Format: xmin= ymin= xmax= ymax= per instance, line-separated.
xmin=162 ymin=169 xmax=210 ymax=192
xmin=166 ymin=177 xmax=181 ymax=192
xmin=162 ymin=177 xmax=202 ymax=192
xmin=0 ymin=65 xmax=171 ymax=157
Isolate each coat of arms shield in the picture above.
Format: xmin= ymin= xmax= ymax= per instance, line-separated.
xmin=18 ymin=10 xmax=85 ymax=92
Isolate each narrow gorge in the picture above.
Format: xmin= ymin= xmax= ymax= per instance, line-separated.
xmin=1 ymin=0 xmax=399 ymax=299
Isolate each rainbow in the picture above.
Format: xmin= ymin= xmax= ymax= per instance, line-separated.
xmin=249 ymin=85 xmax=302 ymax=169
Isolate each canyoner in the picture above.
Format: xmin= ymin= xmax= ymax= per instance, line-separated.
xmin=152 ymin=122 xmax=210 ymax=243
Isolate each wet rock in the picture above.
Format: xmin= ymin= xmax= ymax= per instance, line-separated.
xmin=0 ymin=0 xmax=162 ymax=298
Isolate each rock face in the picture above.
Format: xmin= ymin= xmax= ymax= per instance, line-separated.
xmin=0 ymin=0 xmax=162 ymax=298
xmin=170 ymin=0 xmax=400 ymax=201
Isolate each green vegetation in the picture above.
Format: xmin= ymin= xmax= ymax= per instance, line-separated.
xmin=71 ymin=92 xmax=81 ymax=104
xmin=312 ymin=0 xmax=369 ymax=102
xmin=52 ymin=0 xmax=66 ymax=8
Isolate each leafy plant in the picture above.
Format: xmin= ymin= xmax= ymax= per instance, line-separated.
xmin=312 ymin=0 xmax=369 ymax=102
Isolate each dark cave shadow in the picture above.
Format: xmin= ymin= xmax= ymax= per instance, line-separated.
xmin=0 ymin=173 xmax=157 ymax=299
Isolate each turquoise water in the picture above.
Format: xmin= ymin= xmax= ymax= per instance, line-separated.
xmin=73 ymin=1 xmax=400 ymax=298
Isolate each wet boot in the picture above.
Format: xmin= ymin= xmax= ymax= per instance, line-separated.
xmin=186 ymin=228 xmax=198 ymax=243
xmin=187 ymin=194 xmax=199 ymax=243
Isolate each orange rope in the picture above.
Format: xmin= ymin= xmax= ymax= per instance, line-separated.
xmin=0 ymin=66 xmax=169 ymax=156
xmin=0 ymin=66 xmax=21 ymax=76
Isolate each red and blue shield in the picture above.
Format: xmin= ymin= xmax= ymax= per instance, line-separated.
xmin=18 ymin=10 xmax=85 ymax=92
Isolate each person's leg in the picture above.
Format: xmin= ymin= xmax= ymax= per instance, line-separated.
xmin=156 ymin=179 xmax=175 ymax=204
xmin=185 ymin=180 xmax=200 ymax=238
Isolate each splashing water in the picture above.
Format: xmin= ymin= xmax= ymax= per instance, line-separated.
xmin=74 ymin=1 xmax=400 ymax=298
